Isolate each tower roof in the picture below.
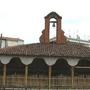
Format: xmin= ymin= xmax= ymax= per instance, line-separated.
xmin=45 ymin=12 xmax=62 ymax=19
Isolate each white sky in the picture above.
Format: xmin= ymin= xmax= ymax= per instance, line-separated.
xmin=0 ymin=0 xmax=90 ymax=44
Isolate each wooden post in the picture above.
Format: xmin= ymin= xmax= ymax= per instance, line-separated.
xmin=3 ymin=64 xmax=6 ymax=86
xmin=25 ymin=65 xmax=28 ymax=87
xmin=71 ymin=66 xmax=74 ymax=88
xmin=49 ymin=66 xmax=52 ymax=89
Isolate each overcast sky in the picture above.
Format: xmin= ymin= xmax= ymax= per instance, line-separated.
xmin=0 ymin=0 xmax=90 ymax=44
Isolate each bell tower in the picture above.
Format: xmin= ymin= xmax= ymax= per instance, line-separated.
xmin=40 ymin=12 xmax=66 ymax=44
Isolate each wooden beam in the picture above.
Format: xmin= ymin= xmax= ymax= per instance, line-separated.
xmin=3 ymin=64 xmax=6 ymax=86
xmin=71 ymin=66 xmax=74 ymax=88
xmin=49 ymin=66 xmax=52 ymax=89
xmin=25 ymin=65 xmax=28 ymax=87
xmin=75 ymin=66 xmax=90 ymax=69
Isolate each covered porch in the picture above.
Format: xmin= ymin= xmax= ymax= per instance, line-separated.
xmin=0 ymin=56 xmax=90 ymax=89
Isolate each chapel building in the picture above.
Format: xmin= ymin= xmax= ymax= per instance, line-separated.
xmin=0 ymin=12 xmax=90 ymax=89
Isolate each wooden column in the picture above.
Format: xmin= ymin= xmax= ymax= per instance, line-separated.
xmin=3 ymin=64 xmax=6 ymax=86
xmin=49 ymin=66 xmax=52 ymax=89
xmin=71 ymin=66 xmax=74 ymax=88
xmin=25 ymin=65 xmax=28 ymax=86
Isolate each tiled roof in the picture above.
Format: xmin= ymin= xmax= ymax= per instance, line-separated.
xmin=0 ymin=42 xmax=90 ymax=58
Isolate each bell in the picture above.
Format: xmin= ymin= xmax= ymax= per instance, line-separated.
xmin=52 ymin=22 xmax=55 ymax=27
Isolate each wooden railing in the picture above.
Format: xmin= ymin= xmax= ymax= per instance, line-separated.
xmin=0 ymin=75 xmax=90 ymax=89
xmin=74 ymin=75 xmax=90 ymax=88
xmin=6 ymin=75 xmax=25 ymax=87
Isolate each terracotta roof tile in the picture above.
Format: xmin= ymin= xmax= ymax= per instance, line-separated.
xmin=0 ymin=42 xmax=90 ymax=58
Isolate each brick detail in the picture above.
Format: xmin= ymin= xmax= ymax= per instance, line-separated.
xmin=56 ymin=19 xmax=66 ymax=44
xmin=40 ymin=12 xmax=66 ymax=44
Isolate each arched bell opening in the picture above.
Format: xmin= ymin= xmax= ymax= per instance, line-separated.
xmin=28 ymin=58 xmax=48 ymax=76
xmin=52 ymin=59 xmax=71 ymax=76
xmin=49 ymin=18 xmax=57 ymax=42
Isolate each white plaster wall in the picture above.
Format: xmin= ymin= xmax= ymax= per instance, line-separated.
xmin=7 ymin=40 xmax=18 ymax=46
xmin=1 ymin=40 xmax=6 ymax=48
